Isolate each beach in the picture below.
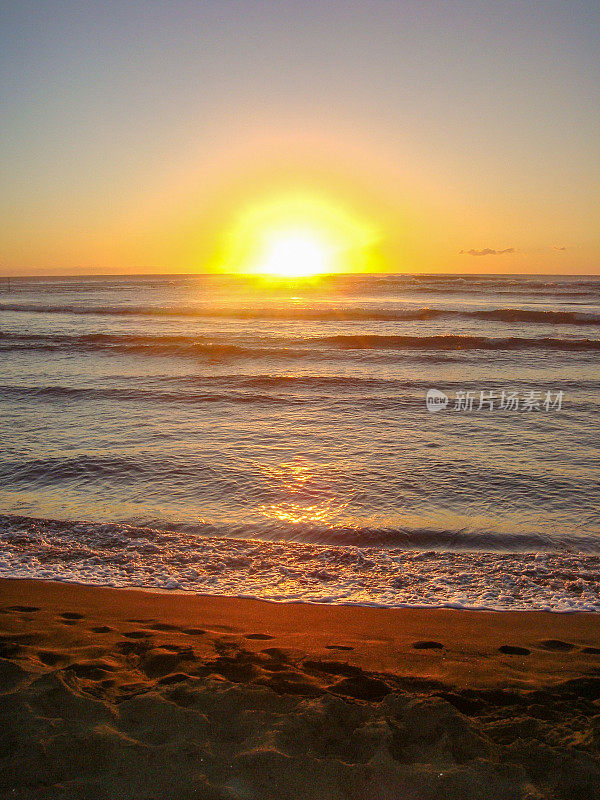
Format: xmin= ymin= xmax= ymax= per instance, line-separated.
xmin=1 ymin=578 xmax=600 ymax=799
xmin=3 ymin=0 xmax=599 ymax=797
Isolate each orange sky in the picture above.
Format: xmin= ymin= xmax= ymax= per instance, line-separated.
xmin=1 ymin=2 xmax=598 ymax=276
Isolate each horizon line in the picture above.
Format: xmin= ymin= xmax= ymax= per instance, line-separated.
xmin=1 ymin=270 xmax=599 ymax=281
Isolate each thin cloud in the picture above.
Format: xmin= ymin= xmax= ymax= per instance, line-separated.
xmin=459 ymin=248 xmax=515 ymax=256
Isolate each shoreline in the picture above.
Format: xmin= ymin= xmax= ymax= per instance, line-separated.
xmin=2 ymin=573 xmax=600 ymax=615
xmin=3 ymin=512 xmax=600 ymax=612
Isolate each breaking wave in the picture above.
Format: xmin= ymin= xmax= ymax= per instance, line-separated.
xmin=1 ymin=331 xmax=599 ymax=359
xmin=1 ymin=514 xmax=600 ymax=610
xmin=2 ymin=302 xmax=600 ymax=325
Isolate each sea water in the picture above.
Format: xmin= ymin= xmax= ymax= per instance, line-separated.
xmin=0 ymin=273 xmax=598 ymax=610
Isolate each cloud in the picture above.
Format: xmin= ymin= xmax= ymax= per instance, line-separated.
xmin=553 ymin=246 xmax=566 ymax=251
xmin=459 ymin=248 xmax=515 ymax=256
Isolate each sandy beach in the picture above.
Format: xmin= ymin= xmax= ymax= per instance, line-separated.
xmin=1 ymin=578 xmax=599 ymax=799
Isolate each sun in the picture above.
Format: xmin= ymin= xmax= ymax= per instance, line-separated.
xmin=258 ymin=230 xmax=332 ymax=277
xmin=214 ymin=191 xmax=381 ymax=276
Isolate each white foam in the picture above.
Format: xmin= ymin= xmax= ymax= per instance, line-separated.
xmin=1 ymin=515 xmax=600 ymax=611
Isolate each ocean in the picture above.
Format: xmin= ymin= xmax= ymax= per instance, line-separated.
xmin=0 ymin=273 xmax=599 ymax=610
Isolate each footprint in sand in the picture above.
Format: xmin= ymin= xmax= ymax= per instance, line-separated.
xmin=0 ymin=633 xmax=40 ymax=657
xmin=325 ymin=645 xmax=354 ymax=651
xmin=66 ymin=661 xmax=117 ymax=680
xmin=37 ymin=650 xmax=65 ymax=666
xmin=157 ymin=672 xmax=190 ymax=686
xmin=245 ymin=633 xmax=274 ymax=640
xmin=499 ymin=645 xmax=530 ymax=655
xmin=116 ymin=640 xmax=150 ymax=655
xmin=122 ymin=630 xmax=152 ymax=639
xmin=258 ymin=647 xmax=292 ymax=673
xmin=60 ymin=612 xmax=85 ymax=620
xmin=261 ymin=647 xmax=290 ymax=660
xmin=183 ymin=628 xmax=206 ymax=636
xmin=147 ymin=622 xmax=180 ymax=632
xmin=330 ymin=674 xmax=390 ymax=702
xmin=582 ymin=646 xmax=600 ymax=655
xmin=538 ymin=640 xmax=575 ymax=652
xmin=160 ymin=643 xmax=194 ymax=653
xmin=8 ymin=605 xmax=40 ymax=613
xmin=412 ymin=641 xmax=444 ymax=650
xmin=142 ymin=647 xmax=196 ymax=678
xmin=90 ymin=626 xmax=113 ymax=634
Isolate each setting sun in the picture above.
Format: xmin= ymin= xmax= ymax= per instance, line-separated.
xmin=257 ymin=230 xmax=333 ymax=277
xmin=214 ymin=191 xmax=381 ymax=276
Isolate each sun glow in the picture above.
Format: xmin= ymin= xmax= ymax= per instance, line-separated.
xmin=258 ymin=230 xmax=333 ymax=277
xmin=216 ymin=191 xmax=380 ymax=276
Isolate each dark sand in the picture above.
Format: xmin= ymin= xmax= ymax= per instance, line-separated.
xmin=1 ymin=579 xmax=600 ymax=799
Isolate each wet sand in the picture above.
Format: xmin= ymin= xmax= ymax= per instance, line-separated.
xmin=1 ymin=578 xmax=600 ymax=799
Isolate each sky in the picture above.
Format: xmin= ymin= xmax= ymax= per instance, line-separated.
xmin=1 ymin=0 xmax=599 ymax=275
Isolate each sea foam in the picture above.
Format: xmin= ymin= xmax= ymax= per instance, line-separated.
xmin=1 ymin=515 xmax=599 ymax=612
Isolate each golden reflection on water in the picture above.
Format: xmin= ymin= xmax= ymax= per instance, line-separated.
xmin=258 ymin=463 xmax=349 ymax=525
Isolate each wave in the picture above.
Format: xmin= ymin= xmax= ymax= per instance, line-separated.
xmin=0 ymin=512 xmax=597 ymax=554
xmin=1 ymin=330 xmax=599 ymax=358
xmin=168 ymin=374 xmax=600 ymax=394
xmin=470 ymin=308 xmax=600 ymax=325
xmin=0 ymin=384 xmax=307 ymax=406
xmin=0 ymin=332 xmax=312 ymax=360
xmin=1 ymin=381 xmax=597 ymax=418
xmin=1 ymin=514 xmax=600 ymax=610
xmin=2 ymin=302 xmax=600 ymax=325
xmin=313 ymin=334 xmax=600 ymax=350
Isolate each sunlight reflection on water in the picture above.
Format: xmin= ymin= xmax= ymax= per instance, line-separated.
xmin=258 ymin=463 xmax=350 ymax=525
